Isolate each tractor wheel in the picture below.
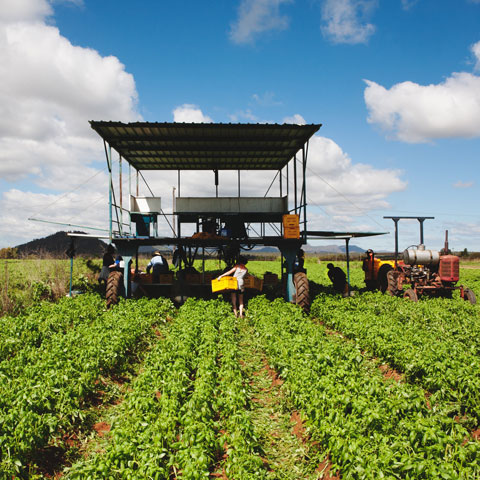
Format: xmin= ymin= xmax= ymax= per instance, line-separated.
xmin=463 ymin=288 xmax=477 ymax=305
xmin=403 ymin=288 xmax=418 ymax=302
xmin=106 ymin=271 xmax=123 ymax=308
xmin=294 ymin=272 xmax=310 ymax=313
xmin=377 ymin=265 xmax=393 ymax=293
xmin=386 ymin=270 xmax=400 ymax=296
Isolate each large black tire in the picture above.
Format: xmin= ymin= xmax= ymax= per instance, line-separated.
xmin=377 ymin=264 xmax=393 ymax=293
xmin=294 ymin=272 xmax=310 ymax=313
xmin=404 ymin=288 xmax=418 ymax=302
xmin=387 ymin=270 xmax=400 ymax=296
xmin=463 ymin=288 xmax=477 ymax=305
xmin=106 ymin=271 xmax=123 ymax=308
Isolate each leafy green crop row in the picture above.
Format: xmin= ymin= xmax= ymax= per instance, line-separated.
xmin=0 ymin=294 xmax=104 ymax=361
xmin=0 ymin=295 xmax=174 ymax=478
xmin=249 ymin=296 xmax=480 ymax=479
xmin=67 ymin=298 xmax=266 ymax=479
xmin=311 ymin=292 xmax=480 ymax=426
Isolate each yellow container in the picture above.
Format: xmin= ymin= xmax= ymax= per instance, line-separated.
xmin=211 ymin=276 xmax=238 ymax=293
xmin=283 ymin=226 xmax=300 ymax=239
xmin=283 ymin=214 xmax=299 ymax=228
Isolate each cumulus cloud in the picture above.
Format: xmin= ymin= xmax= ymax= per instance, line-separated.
xmin=172 ymin=104 xmax=213 ymax=123
xmin=364 ymin=70 xmax=480 ymax=142
xmin=321 ymin=0 xmax=377 ymax=44
xmin=252 ymin=91 xmax=282 ymax=107
xmin=305 ymin=136 xmax=406 ymax=215
xmin=401 ymin=0 xmax=418 ymax=10
xmin=472 ymin=40 xmax=480 ymax=70
xmin=0 ymin=0 xmax=140 ymax=246
xmin=282 ymin=114 xmax=306 ymax=124
xmin=229 ymin=0 xmax=292 ymax=45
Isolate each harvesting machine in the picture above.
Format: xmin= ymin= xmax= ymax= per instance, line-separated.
xmin=382 ymin=216 xmax=476 ymax=304
xmin=88 ymin=121 xmax=324 ymax=311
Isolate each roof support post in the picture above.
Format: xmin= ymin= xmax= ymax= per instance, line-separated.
xmin=237 ymin=170 xmax=240 ymax=197
xmin=128 ymin=163 xmax=131 ymax=235
xmin=214 ymin=169 xmax=219 ymax=197
xmin=302 ymin=143 xmax=308 ymax=242
xmin=345 ymin=237 xmax=350 ymax=295
xmin=136 ymin=168 xmax=139 ymax=196
xmin=105 ymin=140 xmax=113 ymax=242
xmin=294 ymin=154 xmax=298 ymax=214
xmin=279 ymin=168 xmax=282 ymax=197
xmin=119 ymin=154 xmax=123 ymax=236
xmin=178 ymin=169 xmax=181 ymax=197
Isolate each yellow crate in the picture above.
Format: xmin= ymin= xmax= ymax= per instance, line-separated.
xmin=211 ymin=276 xmax=238 ymax=293
xmin=244 ymin=274 xmax=263 ymax=291
xmin=283 ymin=214 xmax=299 ymax=228
xmin=283 ymin=226 xmax=300 ymax=239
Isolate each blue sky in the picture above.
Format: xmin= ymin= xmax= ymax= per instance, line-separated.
xmin=0 ymin=0 xmax=479 ymax=252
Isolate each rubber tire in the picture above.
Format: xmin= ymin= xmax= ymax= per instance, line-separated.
xmin=404 ymin=288 xmax=418 ymax=302
xmin=294 ymin=272 xmax=310 ymax=313
xmin=377 ymin=264 xmax=393 ymax=293
xmin=386 ymin=270 xmax=400 ymax=296
xmin=464 ymin=288 xmax=477 ymax=305
xmin=106 ymin=270 xmax=123 ymax=308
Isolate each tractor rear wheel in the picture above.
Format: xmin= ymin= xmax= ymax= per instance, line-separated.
xmin=294 ymin=272 xmax=310 ymax=313
xmin=377 ymin=265 xmax=393 ymax=293
xmin=106 ymin=271 xmax=123 ymax=308
xmin=463 ymin=288 xmax=476 ymax=305
xmin=403 ymin=288 xmax=418 ymax=302
xmin=386 ymin=270 xmax=400 ymax=296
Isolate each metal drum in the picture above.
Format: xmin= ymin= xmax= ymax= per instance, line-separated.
xmin=403 ymin=246 xmax=440 ymax=266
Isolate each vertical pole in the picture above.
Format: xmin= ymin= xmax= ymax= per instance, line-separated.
xmin=119 ymin=155 xmax=123 ymax=236
xmin=178 ymin=169 xmax=181 ymax=197
xmin=345 ymin=237 xmax=350 ymax=296
xmin=393 ymin=218 xmax=399 ymax=267
xmin=214 ymin=169 xmax=219 ymax=198
xmin=136 ymin=169 xmax=139 ymax=196
xmin=107 ymin=143 xmax=113 ymax=242
xmin=418 ymin=218 xmax=425 ymax=245
xmin=302 ymin=145 xmax=307 ymax=241
xmin=238 ymin=170 xmax=240 ymax=197
xmin=69 ymin=256 xmax=73 ymax=297
xmin=279 ymin=168 xmax=282 ymax=197
xmin=286 ymin=162 xmax=289 ymax=204
xmin=293 ymin=154 xmax=298 ymax=214
xmin=128 ymin=163 xmax=132 ymax=235
xmin=172 ymin=186 xmax=176 ymax=237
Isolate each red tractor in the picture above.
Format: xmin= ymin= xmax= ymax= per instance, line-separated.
xmin=384 ymin=216 xmax=476 ymax=304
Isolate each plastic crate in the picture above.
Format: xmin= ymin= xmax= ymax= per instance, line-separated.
xmin=211 ymin=276 xmax=238 ymax=293
xmin=283 ymin=214 xmax=299 ymax=228
xmin=244 ymin=274 xmax=263 ymax=291
xmin=283 ymin=226 xmax=300 ymax=239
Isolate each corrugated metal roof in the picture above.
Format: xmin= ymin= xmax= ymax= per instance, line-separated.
xmin=90 ymin=121 xmax=321 ymax=170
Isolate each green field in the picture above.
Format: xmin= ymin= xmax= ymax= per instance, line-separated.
xmin=0 ymin=259 xmax=479 ymax=478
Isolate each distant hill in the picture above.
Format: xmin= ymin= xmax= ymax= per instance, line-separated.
xmin=16 ymin=231 xmax=108 ymax=257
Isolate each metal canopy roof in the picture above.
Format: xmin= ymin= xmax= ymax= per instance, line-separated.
xmin=90 ymin=121 xmax=321 ymax=170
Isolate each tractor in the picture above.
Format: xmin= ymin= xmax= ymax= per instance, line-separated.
xmin=382 ymin=216 xmax=476 ymax=304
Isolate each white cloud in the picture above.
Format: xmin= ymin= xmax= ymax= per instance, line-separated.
xmin=0 ymin=0 xmax=140 ymax=246
xmin=252 ymin=91 xmax=282 ymax=107
xmin=229 ymin=0 xmax=292 ymax=45
xmin=321 ymin=0 xmax=377 ymax=45
xmin=472 ymin=40 xmax=480 ymax=70
xmin=364 ymin=71 xmax=480 ymax=142
xmin=282 ymin=114 xmax=306 ymax=125
xmin=172 ymin=104 xmax=213 ymax=123
xmin=401 ymin=0 xmax=418 ymax=10
xmin=453 ymin=180 xmax=474 ymax=189
xmin=228 ymin=109 xmax=260 ymax=123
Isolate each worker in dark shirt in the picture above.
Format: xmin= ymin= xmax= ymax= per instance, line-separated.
xmin=327 ymin=263 xmax=347 ymax=295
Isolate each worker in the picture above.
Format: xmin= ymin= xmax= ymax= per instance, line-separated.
xmin=146 ymin=250 xmax=169 ymax=282
xmin=294 ymin=249 xmax=306 ymax=273
xmin=217 ymin=256 xmax=248 ymax=318
xmin=362 ymin=249 xmax=376 ymax=290
xmin=327 ymin=263 xmax=348 ymax=295
xmin=98 ymin=244 xmax=115 ymax=284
